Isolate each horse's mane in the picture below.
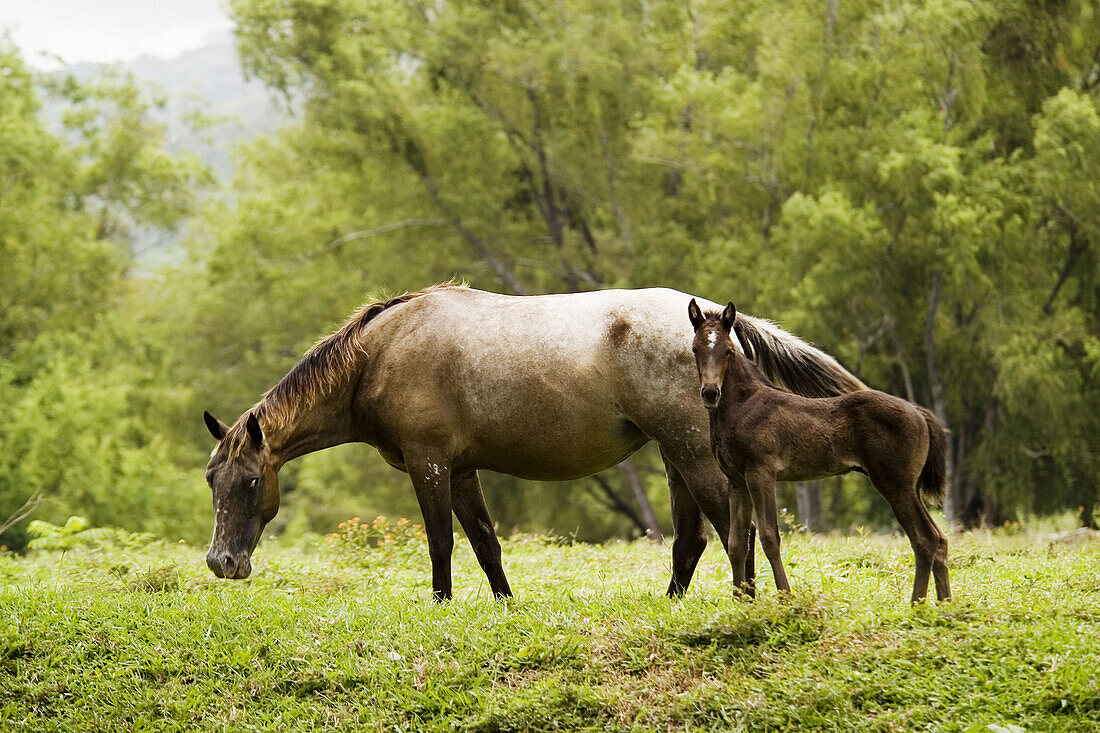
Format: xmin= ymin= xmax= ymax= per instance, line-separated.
xmin=733 ymin=315 xmax=866 ymax=397
xmin=220 ymin=280 xmax=465 ymax=457
xmin=701 ymin=310 xmax=866 ymax=398
xmin=731 ymin=324 xmax=778 ymax=388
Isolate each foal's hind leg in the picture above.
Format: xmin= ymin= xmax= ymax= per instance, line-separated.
xmin=868 ymin=471 xmax=950 ymax=603
xmin=915 ymin=497 xmax=951 ymax=601
xmin=452 ymin=470 xmax=512 ymax=599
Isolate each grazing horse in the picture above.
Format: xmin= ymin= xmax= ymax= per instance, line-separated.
xmin=202 ymin=283 xmax=865 ymax=600
xmin=688 ymin=299 xmax=951 ymax=603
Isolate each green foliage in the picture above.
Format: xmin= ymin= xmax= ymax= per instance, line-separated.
xmin=3 ymin=0 xmax=1100 ymax=542
xmin=210 ymin=0 xmax=1100 ymax=529
xmin=0 ymin=46 xmax=119 ymax=351
xmin=25 ymin=516 xmax=157 ymax=551
xmin=0 ymin=43 xmax=211 ymax=546
xmin=0 ymin=324 xmax=212 ymax=546
xmin=1 ymin=528 xmax=1100 ymax=730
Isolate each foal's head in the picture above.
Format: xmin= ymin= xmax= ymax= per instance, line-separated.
xmin=201 ymin=410 xmax=281 ymax=579
xmin=688 ymin=299 xmax=739 ymax=409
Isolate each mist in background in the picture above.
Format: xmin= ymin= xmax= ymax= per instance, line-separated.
xmin=0 ymin=0 xmax=231 ymax=69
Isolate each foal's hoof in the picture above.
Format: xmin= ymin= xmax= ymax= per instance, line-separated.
xmin=731 ymin=583 xmax=756 ymax=601
xmin=910 ymin=594 xmax=952 ymax=606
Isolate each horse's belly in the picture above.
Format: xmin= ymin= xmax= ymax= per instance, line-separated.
xmin=471 ymin=439 xmax=646 ymax=480
xmin=460 ymin=405 xmax=650 ymax=480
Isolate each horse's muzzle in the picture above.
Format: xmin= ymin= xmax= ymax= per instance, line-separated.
xmin=206 ymin=551 xmax=252 ymax=579
xmin=701 ymin=386 xmax=721 ymax=409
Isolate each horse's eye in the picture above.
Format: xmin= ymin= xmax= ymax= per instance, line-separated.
xmin=247 ymin=477 xmax=258 ymax=489
xmin=691 ymin=346 xmax=698 ymax=353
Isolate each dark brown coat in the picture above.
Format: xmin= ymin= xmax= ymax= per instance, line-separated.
xmin=689 ymin=299 xmax=950 ymax=603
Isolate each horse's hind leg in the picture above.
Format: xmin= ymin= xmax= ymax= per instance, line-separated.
xmin=660 ymin=447 xmax=755 ymax=596
xmin=404 ymin=447 xmax=455 ymax=601
xmin=662 ymin=456 xmax=707 ymax=597
xmin=452 ymin=470 xmax=512 ymax=599
xmin=869 ymin=470 xmax=950 ymax=602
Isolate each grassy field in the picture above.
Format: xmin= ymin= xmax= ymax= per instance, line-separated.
xmin=2 ymin=519 xmax=1099 ymax=732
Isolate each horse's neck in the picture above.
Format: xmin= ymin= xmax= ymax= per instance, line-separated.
xmin=263 ymin=382 xmax=358 ymax=466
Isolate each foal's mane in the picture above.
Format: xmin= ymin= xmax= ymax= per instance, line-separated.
xmin=220 ymin=281 xmax=465 ymax=457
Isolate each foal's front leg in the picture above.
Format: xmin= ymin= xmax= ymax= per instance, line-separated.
xmin=745 ymin=466 xmax=791 ymax=593
xmin=405 ymin=448 xmax=455 ymax=601
xmin=726 ymin=478 xmax=756 ymax=598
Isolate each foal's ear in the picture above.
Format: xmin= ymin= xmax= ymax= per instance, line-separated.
xmin=688 ymin=299 xmax=704 ymax=331
xmin=246 ymin=412 xmax=264 ymax=448
xmin=720 ymin=302 xmax=737 ymax=331
xmin=203 ymin=411 xmax=228 ymax=441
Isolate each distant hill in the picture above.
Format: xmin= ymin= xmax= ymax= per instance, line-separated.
xmin=59 ymin=33 xmax=291 ymax=180
xmin=52 ymin=35 xmax=293 ymax=267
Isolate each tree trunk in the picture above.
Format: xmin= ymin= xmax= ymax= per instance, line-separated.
xmin=924 ymin=271 xmax=961 ymax=525
xmin=1078 ymin=462 xmax=1098 ymax=530
xmin=795 ymin=480 xmax=824 ymax=532
xmin=589 ymin=475 xmax=649 ymax=537
xmin=619 ymin=459 xmax=664 ymax=542
xmin=829 ymin=475 xmax=845 ymax=518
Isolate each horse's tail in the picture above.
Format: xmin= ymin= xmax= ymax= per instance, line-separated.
xmin=734 ymin=315 xmax=867 ymax=397
xmin=917 ymin=407 xmax=947 ymax=500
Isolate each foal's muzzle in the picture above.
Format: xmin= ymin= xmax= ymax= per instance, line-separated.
xmin=701 ymin=385 xmax=721 ymax=409
xmin=206 ymin=551 xmax=252 ymax=579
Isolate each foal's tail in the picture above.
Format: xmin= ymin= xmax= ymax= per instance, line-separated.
xmin=917 ymin=407 xmax=947 ymax=500
xmin=735 ymin=315 xmax=867 ymax=397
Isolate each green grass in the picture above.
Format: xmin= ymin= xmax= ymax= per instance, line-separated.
xmin=2 ymin=523 xmax=1099 ymax=731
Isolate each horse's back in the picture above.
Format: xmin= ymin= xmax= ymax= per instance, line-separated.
xmin=362 ymin=286 xmax=711 ymax=477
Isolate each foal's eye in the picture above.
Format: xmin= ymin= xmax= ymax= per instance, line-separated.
xmin=247 ymin=477 xmax=258 ymax=489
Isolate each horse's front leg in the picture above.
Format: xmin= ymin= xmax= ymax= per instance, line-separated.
xmin=405 ymin=448 xmax=455 ymax=601
xmin=745 ymin=466 xmax=790 ymax=593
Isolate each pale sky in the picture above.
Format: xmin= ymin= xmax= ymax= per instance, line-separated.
xmin=0 ymin=0 xmax=233 ymax=69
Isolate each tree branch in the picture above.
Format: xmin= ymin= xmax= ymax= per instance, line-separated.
xmin=1042 ymin=223 xmax=1087 ymax=316
xmin=0 ymin=491 xmax=42 ymax=538
xmin=589 ymin=475 xmax=649 ymax=536
xmin=414 ymin=168 xmax=529 ymax=294
xmin=304 ymin=219 xmax=449 ymax=260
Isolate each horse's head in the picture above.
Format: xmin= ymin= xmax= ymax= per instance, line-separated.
xmin=202 ymin=410 xmax=281 ymax=579
xmin=688 ymin=299 xmax=738 ymax=409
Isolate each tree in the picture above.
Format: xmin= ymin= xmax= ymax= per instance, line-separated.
xmin=0 ymin=45 xmax=210 ymax=546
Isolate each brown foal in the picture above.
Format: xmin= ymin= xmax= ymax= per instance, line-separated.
xmin=688 ymin=300 xmax=951 ymax=603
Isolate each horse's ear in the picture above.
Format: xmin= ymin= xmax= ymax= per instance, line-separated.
xmin=203 ymin=411 xmax=228 ymax=441
xmin=688 ymin=299 xmax=704 ymax=331
xmin=720 ymin=302 xmax=737 ymax=331
xmin=246 ymin=412 xmax=264 ymax=448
